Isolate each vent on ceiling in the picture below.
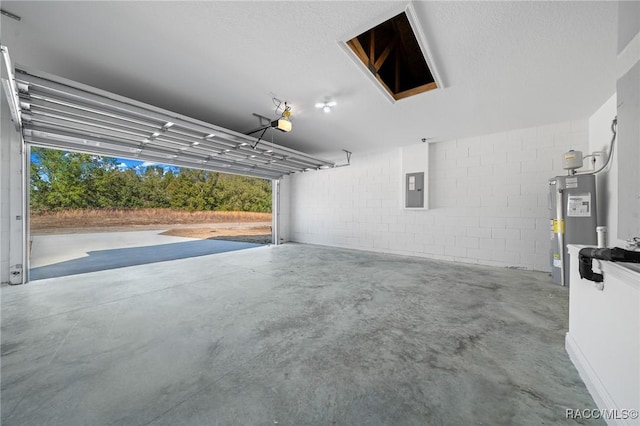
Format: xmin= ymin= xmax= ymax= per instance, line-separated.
xmin=342 ymin=5 xmax=443 ymax=102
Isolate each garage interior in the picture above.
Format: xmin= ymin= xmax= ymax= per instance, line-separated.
xmin=1 ymin=2 xmax=639 ymax=425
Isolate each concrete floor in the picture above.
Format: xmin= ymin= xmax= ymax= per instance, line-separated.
xmin=1 ymin=244 xmax=601 ymax=425
xmin=30 ymin=231 xmax=262 ymax=280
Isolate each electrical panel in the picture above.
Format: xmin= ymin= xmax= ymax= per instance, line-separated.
xmin=406 ymin=172 xmax=424 ymax=208
xmin=401 ymin=143 xmax=428 ymax=209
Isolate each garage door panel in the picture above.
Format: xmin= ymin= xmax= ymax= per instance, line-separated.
xmin=14 ymin=66 xmax=334 ymax=179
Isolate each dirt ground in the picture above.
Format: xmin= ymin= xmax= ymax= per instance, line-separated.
xmin=160 ymin=226 xmax=272 ymax=244
xmin=31 ymin=209 xmax=273 ymax=244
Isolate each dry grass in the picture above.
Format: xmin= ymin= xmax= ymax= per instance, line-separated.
xmin=31 ymin=208 xmax=272 ymax=232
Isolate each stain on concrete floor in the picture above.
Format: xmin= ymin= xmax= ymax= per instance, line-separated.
xmin=1 ymin=244 xmax=602 ymax=425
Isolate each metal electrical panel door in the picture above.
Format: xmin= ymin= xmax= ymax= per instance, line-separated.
xmin=406 ymin=172 xmax=424 ymax=208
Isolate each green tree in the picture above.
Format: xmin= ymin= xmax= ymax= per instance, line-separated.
xmin=30 ymin=148 xmax=104 ymax=211
xmin=216 ymin=175 xmax=271 ymax=212
xmin=106 ymin=169 xmax=143 ymax=208
xmin=30 ymin=147 xmax=272 ymax=213
xmin=140 ymin=166 xmax=171 ymax=208
xmin=165 ymin=169 xmax=215 ymax=211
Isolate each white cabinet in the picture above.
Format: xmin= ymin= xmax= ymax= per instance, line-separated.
xmin=566 ymin=245 xmax=640 ymax=425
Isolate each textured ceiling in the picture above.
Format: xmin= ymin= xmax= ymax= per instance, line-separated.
xmin=1 ymin=1 xmax=618 ymax=159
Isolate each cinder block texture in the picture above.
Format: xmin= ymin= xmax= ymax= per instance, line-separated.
xmin=288 ymin=120 xmax=589 ymax=272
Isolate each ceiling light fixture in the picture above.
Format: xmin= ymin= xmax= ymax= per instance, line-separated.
xmin=315 ymin=100 xmax=337 ymax=113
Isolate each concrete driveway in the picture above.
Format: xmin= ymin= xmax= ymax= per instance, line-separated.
xmin=30 ymin=230 xmax=263 ymax=280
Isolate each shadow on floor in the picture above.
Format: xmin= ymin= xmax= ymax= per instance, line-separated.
xmin=30 ymin=239 xmax=264 ymax=280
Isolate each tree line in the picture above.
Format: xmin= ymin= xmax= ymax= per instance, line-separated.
xmin=30 ymin=148 xmax=272 ymax=213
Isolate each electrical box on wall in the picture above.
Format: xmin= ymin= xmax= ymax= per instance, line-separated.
xmin=401 ymin=143 xmax=429 ymax=209
xmin=406 ymin=172 xmax=424 ymax=208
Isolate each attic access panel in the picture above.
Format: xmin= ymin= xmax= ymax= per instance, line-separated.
xmin=344 ymin=6 xmax=443 ymax=102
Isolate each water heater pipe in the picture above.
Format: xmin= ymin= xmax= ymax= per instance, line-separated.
xmin=556 ymin=186 xmax=566 ymax=286
xmin=577 ymin=117 xmax=617 ymax=176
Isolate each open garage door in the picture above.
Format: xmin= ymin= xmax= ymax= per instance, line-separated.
xmin=2 ymin=47 xmax=334 ymax=283
xmin=15 ymin=67 xmax=334 ymax=180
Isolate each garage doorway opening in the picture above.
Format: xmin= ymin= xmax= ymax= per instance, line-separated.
xmin=29 ymin=146 xmax=272 ymax=280
xmin=1 ymin=60 xmax=332 ymax=284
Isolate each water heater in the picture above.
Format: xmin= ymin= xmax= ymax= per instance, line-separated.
xmin=548 ymin=174 xmax=597 ymax=285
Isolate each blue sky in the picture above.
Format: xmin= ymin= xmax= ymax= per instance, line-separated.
xmin=31 ymin=151 xmax=180 ymax=174
xmin=113 ymin=158 xmax=180 ymax=173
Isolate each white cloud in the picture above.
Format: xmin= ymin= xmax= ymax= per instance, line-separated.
xmin=141 ymin=161 xmax=157 ymax=167
xmin=117 ymin=162 xmax=128 ymax=169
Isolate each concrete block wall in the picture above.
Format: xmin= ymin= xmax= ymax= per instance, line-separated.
xmin=288 ymin=119 xmax=589 ymax=272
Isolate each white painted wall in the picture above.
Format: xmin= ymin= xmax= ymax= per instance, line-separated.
xmin=0 ymin=84 xmax=25 ymax=284
xmin=273 ymin=176 xmax=291 ymax=243
xmin=0 ymin=90 xmax=9 ymax=282
xmin=564 ymin=9 xmax=640 ymax=425
xmin=616 ymin=61 xmax=640 ymax=242
xmin=287 ymin=120 xmax=589 ymax=271
xmin=587 ymin=2 xmax=639 ymax=248
xmin=615 ymin=0 xmax=640 ymax=243
xmin=589 ymin=95 xmax=621 ymax=247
